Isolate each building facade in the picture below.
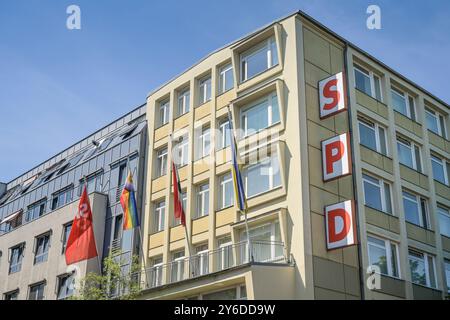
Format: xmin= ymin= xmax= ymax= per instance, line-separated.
xmin=140 ymin=11 xmax=450 ymax=300
xmin=0 ymin=106 xmax=147 ymax=300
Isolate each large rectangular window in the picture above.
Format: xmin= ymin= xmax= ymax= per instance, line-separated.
xmin=218 ymin=172 xmax=233 ymax=209
xmin=196 ymin=127 xmax=211 ymax=160
xmin=244 ymin=154 xmax=281 ymax=198
xmin=354 ymin=65 xmax=382 ymax=101
xmin=51 ymin=187 xmax=73 ymax=210
xmin=177 ymin=89 xmax=190 ymax=116
xmin=367 ymin=236 xmax=400 ymax=278
xmin=150 ymin=256 xmax=163 ymax=287
xmin=241 ymin=92 xmax=280 ymax=137
xmin=196 ymin=183 xmax=209 ymax=218
xmin=156 ymin=147 xmax=168 ymax=177
xmin=154 ymin=201 xmax=165 ymax=232
xmin=241 ymin=221 xmax=283 ymax=263
xmin=192 ymin=244 xmax=209 ymax=277
xmin=408 ymin=250 xmax=437 ymax=288
xmin=28 ymin=282 xmax=45 ymax=300
xmin=219 ymin=63 xmax=233 ymax=93
xmin=4 ymin=290 xmax=19 ymax=300
xmin=431 ymin=154 xmax=449 ymax=185
xmin=173 ymin=191 xmax=187 ymax=227
xmin=217 ymin=119 xmax=231 ymax=150
xmin=34 ymin=233 xmax=50 ymax=265
xmin=358 ymin=118 xmax=388 ymax=155
xmin=397 ymin=137 xmax=422 ymax=172
xmin=25 ymin=198 xmax=46 ymax=223
xmin=438 ymin=205 xmax=450 ymax=238
xmin=198 ymin=76 xmax=211 ymax=105
xmin=9 ymin=243 xmax=24 ymax=274
xmin=402 ymin=191 xmax=429 ymax=229
xmin=240 ymin=36 xmax=278 ymax=82
xmin=362 ymin=174 xmax=392 ymax=214
xmin=391 ymin=87 xmax=416 ymax=121
xmin=425 ymin=108 xmax=447 ymax=138
xmin=159 ymin=99 xmax=170 ymax=126
xmin=61 ymin=223 xmax=72 ymax=254
xmin=78 ymin=171 xmax=103 ymax=195
xmin=170 ymin=250 xmax=185 ymax=283
xmin=57 ymin=273 xmax=75 ymax=300
xmin=174 ymin=136 xmax=189 ymax=167
xmin=217 ymin=237 xmax=233 ymax=271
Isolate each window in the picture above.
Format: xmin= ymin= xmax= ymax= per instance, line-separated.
xmin=192 ymin=244 xmax=209 ymax=277
xmin=51 ymin=187 xmax=73 ymax=210
xmin=1 ymin=210 xmax=23 ymax=233
xmin=78 ymin=171 xmax=103 ymax=195
xmin=34 ymin=233 xmax=50 ymax=264
xmin=362 ymin=174 xmax=392 ymax=214
xmin=57 ymin=273 xmax=75 ymax=299
xmin=358 ymin=118 xmax=388 ymax=155
xmin=408 ymin=250 xmax=437 ymax=288
xmin=397 ymin=137 xmax=422 ymax=172
xmin=402 ymin=191 xmax=429 ymax=229
xmin=198 ymin=76 xmax=211 ymax=105
xmin=391 ymin=87 xmax=416 ymax=121
xmin=159 ymin=99 xmax=170 ymax=126
xmin=156 ymin=147 xmax=168 ymax=177
xmin=367 ymin=236 xmax=400 ymax=278
xmin=425 ymin=108 xmax=447 ymax=138
xmin=196 ymin=127 xmax=211 ymax=159
xmin=61 ymin=223 xmax=72 ymax=254
xmin=219 ymin=173 xmax=233 ymax=209
xmin=173 ymin=191 xmax=186 ymax=227
xmin=217 ymin=237 xmax=233 ymax=270
xmin=240 ymin=36 xmax=278 ymax=82
xmin=25 ymin=198 xmax=46 ymax=222
xmin=150 ymin=256 xmax=163 ymax=287
xmin=9 ymin=243 xmax=24 ymax=274
xmin=174 ymin=136 xmax=189 ymax=167
xmin=28 ymin=282 xmax=45 ymax=300
xmin=431 ymin=154 xmax=449 ymax=185
xmin=445 ymin=260 xmax=450 ymax=293
xmin=241 ymin=92 xmax=280 ymax=137
xmin=4 ymin=290 xmax=19 ymax=300
xmin=118 ymin=163 xmax=127 ymax=188
xmin=354 ymin=65 xmax=382 ymax=101
xmin=241 ymin=221 xmax=283 ymax=263
xmin=219 ymin=63 xmax=233 ymax=93
xmin=438 ymin=205 xmax=450 ymax=238
xmin=154 ymin=201 xmax=165 ymax=232
xmin=217 ymin=119 xmax=231 ymax=150
xmin=177 ymin=89 xmax=190 ymax=116
xmin=113 ymin=214 xmax=123 ymax=242
xmin=170 ymin=251 xmax=185 ymax=283
xmin=244 ymin=154 xmax=281 ymax=198
xmin=196 ymin=183 xmax=209 ymax=218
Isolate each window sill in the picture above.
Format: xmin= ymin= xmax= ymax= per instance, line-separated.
xmin=247 ymin=185 xmax=283 ymax=201
xmin=217 ymin=88 xmax=233 ymax=97
xmin=405 ymin=220 xmax=433 ymax=232
xmin=150 ymin=229 xmax=165 ymax=236
xmin=240 ymin=121 xmax=282 ymax=141
xmin=399 ymin=163 xmax=426 ymax=176
xmin=393 ymin=110 xmax=422 ymax=126
xmin=192 ymin=214 xmax=209 ymax=221
xmin=427 ymin=129 xmax=449 ymax=142
xmin=196 ymin=99 xmax=212 ymax=108
xmin=239 ymin=64 xmax=279 ymax=85
xmin=364 ymin=205 xmax=393 ymax=217
xmin=359 ymin=144 xmax=391 ymax=159
xmin=217 ymin=205 xmax=234 ymax=212
xmin=354 ymin=88 xmax=385 ymax=105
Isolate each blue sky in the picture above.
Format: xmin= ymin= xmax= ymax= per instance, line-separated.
xmin=0 ymin=0 xmax=449 ymax=182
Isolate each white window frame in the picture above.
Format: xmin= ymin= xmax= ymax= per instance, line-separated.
xmin=196 ymin=127 xmax=211 ymax=159
xmin=218 ymin=172 xmax=233 ymax=209
xmin=194 ymin=245 xmax=209 ymax=276
xmin=159 ymin=99 xmax=170 ymax=126
xmin=241 ymin=221 xmax=283 ymax=263
xmin=431 ymin=154 xmax=449 ymax=185
xmin=217 ymin=119 xmax=231 ymax=150
xmin=196 ymin=183 xmax=209 ymax=218
xmin=402 ymin=191 xmax=429 ymax=229
xmin=243 ymin=154 xmax=281 ymax=199
xmin=177 ymin=89 xmax=190 ymax=116
xmin=240 ymin=36 xmax=278 ymax=82
xmin=171 ymin=251 xmax=185 ymax=283
xmin=354 ymin=65 xmax=383 ymax=101
xmin=391 ymin=87 xmax=416 ymax=120
xmin=397 ymin=138 xmax=422 ymax=172
xmin=218 ymin=238 xmax=233 ymax=271
xmin=151 ymin=257 xmax=163 ymax=287
xmin=408 ymin=250 xmax=437 ymax=289
xmin=154 ymin=201 xmax=165 ymax=232
xmin=358 ymin=118 xmax=388 ymax=155
xmin=198 ymin=76 xmax=211 ymax=105
xmin=425 ymin=108 xmax=447 ymax=138
xmin=156 ymin=147 xmax=168 ymax=177
xmin=362 ymin=174 xmax=392 ymax=214
xmin=367 ymin=235 xmax=401 ymax=278
xmin=241 ymin=92 xmax=280 ymax=137
xmin=34 ymin=233 xmax=50 ymax=265
xmin=175 ymin=137 xmax=189 ymax=167
xmin=219 ymin=63 xmax=233 ymax=93
xmin=438 ymin=205 xmax=450 ymax=238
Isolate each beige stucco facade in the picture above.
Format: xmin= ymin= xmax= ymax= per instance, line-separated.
xmin=140 ymin=12 xmax=449 ymax=300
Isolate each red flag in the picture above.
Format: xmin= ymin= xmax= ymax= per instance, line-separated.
xmin=172 ymin=161 xmax=186 ymax=226
xmin=65 ymin=185 xmax=98 ymax=265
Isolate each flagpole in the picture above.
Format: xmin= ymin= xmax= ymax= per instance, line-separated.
xmin=83 ymin=175 xmax=103 ymax=275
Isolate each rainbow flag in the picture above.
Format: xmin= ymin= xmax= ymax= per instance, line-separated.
xmin=120 ymin=171 xmax=140 ymax=230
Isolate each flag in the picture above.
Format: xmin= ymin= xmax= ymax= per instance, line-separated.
xmin=172 ymin=161 xmax=186 ymax=226
xmin=227 ymin=109 xmax=247 ymax=212
xmin=65 ymin=185 xmax=98 ymax=265
xmin=120 ymin=171 xmax=140 ymax=230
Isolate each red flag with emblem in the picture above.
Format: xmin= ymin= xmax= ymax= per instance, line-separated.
xmin=65 ymin=185 xmax=98 ymax=265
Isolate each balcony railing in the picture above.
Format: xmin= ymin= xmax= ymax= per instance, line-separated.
xmin=136 ymin=240 xmax=289 ymax=290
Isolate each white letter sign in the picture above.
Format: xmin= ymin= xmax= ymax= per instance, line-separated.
xmin=325 ymin=200 xmax=356 ymax=250
xmin=321 ymin=133 xmax=351 ymax=181
xmin=318 ymin=72 xmax=347 ymax=119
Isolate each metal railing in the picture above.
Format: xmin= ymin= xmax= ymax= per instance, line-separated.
xmin=135 ymin=240 xmax=289 ymax=290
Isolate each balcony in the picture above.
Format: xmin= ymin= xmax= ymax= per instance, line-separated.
xmin=137 ymin=240 xmax=290 ymax=290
